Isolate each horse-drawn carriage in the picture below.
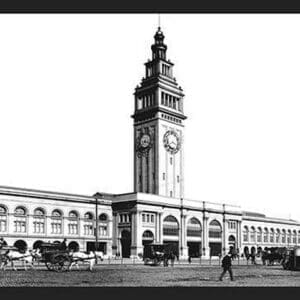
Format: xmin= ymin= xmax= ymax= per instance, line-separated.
xmin=143 ymin=243 xmax=177 ymax=266
xmin=282 ymin=246 xmax=300 ymax=271
xmin=37 ymin=242 xmax=71 ymax=272
xmin=261 ymin=247 xmax=286 ymax=265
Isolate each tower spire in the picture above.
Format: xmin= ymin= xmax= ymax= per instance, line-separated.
xmin=158 ymin=13 xmax=161 ymax=30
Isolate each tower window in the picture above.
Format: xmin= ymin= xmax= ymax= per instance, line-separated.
xmin=163 ymin=173 xmax=165 ymax=180
xmin=161 ymin=92 xmax=165 ymax=105
xmin=170 ymin=191 xmax=173 ymax=197
xmin=170 ymin=157 xmax=173 ymax=165
xmin=177 ymin=175 xmax=180 ymax=183
xmin=172 ymin=98 xmax=176 ymax=109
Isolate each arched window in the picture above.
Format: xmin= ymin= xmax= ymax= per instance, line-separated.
xmin=68 ymin=241 xmax=79 ymax=252
xmin=276 ymin=229 xmax=280 ymax=243
xmin=51 ymin=209 xmax=63 ymax=234
xmin=263 ymin=228 xmax=268 ymax=243
xmin=293 ymin=230 xmax=297 ymax=244
xmin=209 ymin=220 xmax=222 ymax=239
xmin=84 ymin=212 xmax=93 ymax=220
xmin=98 ymin=213 xmax=108 ymax=236
xmin=282 ymin=229 xmax=286 ymax=244
xmin=99 ymin=213 xmax=108 ymax=221
xmin=243 ymin=226 xmax=249 ymax=242
xmin=163 ymin=215 xmax=179 ymax=236
xmin=0 ymin=205 xmax=7 ymax=232
xmin=33 ymin=208 xmax=45 ymax=234
xmin=270 ymin=228 xmax=275 ymax=243
xmin=33 ymin=240 xmax=44 ymax=250
xmin=250 ymin=227 xmax=256 ymax=243
xmin=14 ymin=206 xmax=27 ymax=233
xmin=287 ymin=229 xmax=292 ymax=244
xmin=14 ymin=240 xmax=27 ymax=252
xmin=84 ymin=212 xmax=94 ymax=236
xmin=187 ymin=217 xmax=202 ymax=237
xmin=257 ymin=227 xmax=262 ymax=243
xmin=68 ymin=211 xmax=79 ymax=235
xmin=142 ymin=230 xmax=154 ymax=245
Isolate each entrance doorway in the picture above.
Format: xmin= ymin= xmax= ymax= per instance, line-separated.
xmin=86 ymin=242 xmax=107 ymax=254
xmin=142 ymin=230 xmax=154 ymax=246
xmin=163 ymin=240 xmax=179 ymax=258
xmin=68 ymin=241 xmax=80 ymax=252
xmin=14 ymin=240 xmax=27 ymax=252
xmin=187 ymin=242 xmax=201 ymax=257
xmin=209 ymin=242 xmax=222 ymax=256
xmin=121 ymin=230 xmax=131 ymax=258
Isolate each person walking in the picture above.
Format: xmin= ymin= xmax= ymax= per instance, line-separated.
xmin=251 ymin=253 xmax=257 ymax=265
xmin=170 ymin=252 xmax=175 ymax=267
xmin=0 ymin=237 xmax=6 ymax=249
xmin=59 ymin=238 xmax=67 ymax=251
xmin=219 ymin=253 xmax=234 ymax=281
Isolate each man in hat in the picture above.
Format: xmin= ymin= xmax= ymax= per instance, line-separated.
xmin=0 ymin=237 xmax=6 ymax=249
xmin=219 ymin=253 xmax=234 ymax=281
xmin=59 ymin=238 xmax=68 ymax=251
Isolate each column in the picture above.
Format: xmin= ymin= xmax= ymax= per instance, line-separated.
xmin=106 ymin=217 xmax=113 ymax=257
xmin=159 ymin=213 xmax=164 ymax=243
xmin=130 ymin=211 xmax=143 ymax=258
xmin=27 ymin=214 xmax=33 ymax=236
xmin=179 ymin=213 xmax=188 ymax=258
xmin=112 ymin=212 xmax=118 ymax=256
xmin=222 ymin=216 xmax=229 ymax=255
xmin=202 ymin=215 xmax=209 ymax=258
xmin=155 ymin=212 xmax=162 ymax=243
xmin=237 ymin=220 xmax=242 ymax=254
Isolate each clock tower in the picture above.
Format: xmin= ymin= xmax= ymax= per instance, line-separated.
xmin=132 ymin=27 xmax=187 ymax=198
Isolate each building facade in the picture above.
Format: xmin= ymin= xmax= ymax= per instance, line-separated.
xmin=1 ymin=27 xmax=299 ymax=259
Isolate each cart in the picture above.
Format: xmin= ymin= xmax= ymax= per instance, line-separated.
xmin=38 ymin=242 xmax=71 ymax=272
xmin=282 ymin=246 xmax=300 ymax=271
xmin=143 ymin=243 xmax=177 ymax=266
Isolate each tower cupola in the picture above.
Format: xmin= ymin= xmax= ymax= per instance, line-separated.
xmin=151 ymin=27 xmax=167 ymax=60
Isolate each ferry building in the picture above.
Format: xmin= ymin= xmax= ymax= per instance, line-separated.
xmin=0 ymin=27 xmax=300 ymax=259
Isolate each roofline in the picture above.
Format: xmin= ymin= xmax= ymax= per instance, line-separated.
xmin=0 ymin=185 xmax=112 ymax=205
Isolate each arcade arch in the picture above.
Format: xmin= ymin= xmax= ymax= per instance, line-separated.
xmin=208 ymin=220 xmax=222 ymax=256
xmin=187 ymin=217 xmax=202 ymax=257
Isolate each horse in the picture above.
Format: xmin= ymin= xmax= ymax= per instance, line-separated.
xmin=69 ymin=251 xmax=104 ymax=271
xmin=261 ymin=248 xmax=285 ymax=266
xmin=0 ymin=249 xmax=40 ymax=271
xmin=163 ymin=252 xmax=176 ymax=267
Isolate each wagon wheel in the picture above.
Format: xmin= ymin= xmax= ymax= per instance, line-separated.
xmin=52 ymin=254 xmax=71 ymax=272
xmin=45 ymin=261 xmax=55 ymax=271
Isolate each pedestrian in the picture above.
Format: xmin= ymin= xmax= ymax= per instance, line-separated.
xmin=163 ymin=252 xmax=169 ymax=267
xmin=251 ymin=253 xmax=257 ymax=265
xmin=219 ymin=253 xmax=234 ymax=281
xmin=188 ymin=255 xmax=192 ymax=264
xmin=59 ymin=238 xmax=67 ymax=251
xmin=0 ymin=237 xmax=5 ymax=249
xmin=170 ymin=252 xmax=175 ymax=267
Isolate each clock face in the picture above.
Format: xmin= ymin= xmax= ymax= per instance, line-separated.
xmin=136 ymin=132 xmax=153 ymax=157
xmin=140 ymin=134 xmax=151 ymax=148
xmin=163 ymin=130 xmax=181 ymax=154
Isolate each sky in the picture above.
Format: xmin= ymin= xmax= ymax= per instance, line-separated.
xmin=0 ymin=14 xmax=300 ymax=221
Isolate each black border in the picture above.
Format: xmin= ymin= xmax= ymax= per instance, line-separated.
xmin=1 ymin=1 xmax=300 ymax=300
xmin=1 ymin=286 xmax=299 ymax=300
xmin=1 ymin=0 xmax=300 ymax=13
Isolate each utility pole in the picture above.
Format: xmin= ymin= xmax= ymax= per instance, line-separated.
xmin=93 ymin=192 xmax=104 ymax=263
